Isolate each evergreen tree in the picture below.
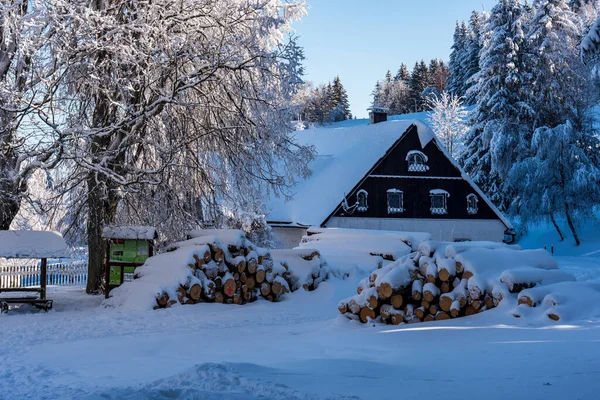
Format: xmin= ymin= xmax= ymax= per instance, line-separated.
xmin=447 ymin=22 xmax=468 ymax=97
xmin=395 ymin=63 xmax=410 ymax=82
xmin=460 ymin=0 xmax=530 ymax=208
xmin=330 ymin=76 xmax=351 ymax=121
xmin=428 ymin=59 xmax=450 ymax=94
xmin=527 ymin=0 xmax=580 ymax=128
xmin=409 ymin=60 xmax=430 ymax=112
xmin=463 ymin=11 xmax=488 ymax=105
xmin=509 ymin=122 xmax=600 ymax=245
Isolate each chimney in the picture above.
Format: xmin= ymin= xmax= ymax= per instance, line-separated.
xmin=369 ymin=106 xmax=389 ymax=124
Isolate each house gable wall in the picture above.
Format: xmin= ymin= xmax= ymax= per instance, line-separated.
xmin=331 ymin=125 xmax=505 ymax=223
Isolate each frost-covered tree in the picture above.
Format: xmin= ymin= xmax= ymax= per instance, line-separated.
xmin=427 ymin=92 xmax=469 ymax=157
xmin=461 ymin=0 xmax=531 ymax=208
xmin=0 ymin=1 xmax=62 ymax=229
xmin=46 ymin=0 xmax=313 ymax=293
xmin=509 ymin=122 xmax=600 ymax=245
xmin=463 ymin=11 xmax=489 ymax=105
xmin=527 ymin=0 xmax=580 ymax=128
xmin=447 ymin=22 xmax=468 ymax=97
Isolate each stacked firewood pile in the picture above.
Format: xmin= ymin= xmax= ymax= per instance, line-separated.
xmin=338 ymin=241 xmax=571 ymax=324
xmin=271 ymin=248 xmax=339 ymax=292
xmin=150 ymin=230 xmax=331 ymax=310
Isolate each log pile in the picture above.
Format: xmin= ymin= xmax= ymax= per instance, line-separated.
xmin=150 ymin=230 xmax=334 ymax=310
xmin=339 ymin=241 xmax=571 ymax=324
xmin=271 ymin=248 xmax=333 ymax=292
xmin=152 ymin=234 xmax=292 ymax=309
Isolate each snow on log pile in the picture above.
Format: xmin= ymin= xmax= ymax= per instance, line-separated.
xmin=296 ymin=227 xmax=431 ymax=275
xmin=271 ymin=248 xmax=333 ymax=291
xmin=338 ymin=240 xmax=581 ymax=324
xmin=514 ymin=282 xmax=600 ymax=321
xmin=105 ymin=230 xmax=331 ymax=311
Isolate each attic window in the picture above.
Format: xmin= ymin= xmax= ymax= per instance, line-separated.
xmin=430 ymin=189 xmax=449 ymax=215
xmin=357 ymin=189 xmax=368 ymax=212
xmin=406 ymin=150 xmax=429 ymax=172
xmin=467 ymin=193 xmax=478 ymax=215
xmin=387 ymin=189 xmax=404 ymax=214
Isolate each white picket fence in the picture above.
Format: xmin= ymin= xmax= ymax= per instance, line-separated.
xmin=0 ymin=260 xmax=88 ymax=288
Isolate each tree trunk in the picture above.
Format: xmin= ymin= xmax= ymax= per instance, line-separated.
xmin=564 ymin=203 xmax=580 ymax=246
xmin=549 ymin=213 xmax=564 ymax=242
xmin=85 ymin=172 xmax=119 ymax=294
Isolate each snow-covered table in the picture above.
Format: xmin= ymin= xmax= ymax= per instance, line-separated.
xmin=0 ymin=230 xmax=69 ymax=313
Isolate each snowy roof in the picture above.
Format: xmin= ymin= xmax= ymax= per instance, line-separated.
xmin=0 ymin=230 xmax=69 ymax=259
xmin=268 ymin=119 xmax=417 ymax=226
xmin=102 ymin=226 xmax=157 ymax=240
xmin=267 ymin=116 xmax=513 ymax=231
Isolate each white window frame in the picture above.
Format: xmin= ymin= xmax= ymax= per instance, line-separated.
xmin=406 ymin=150 xmax=429 ymax=172
xmin=387 ymin=189 xmax=404 ymax=214
xmin=467 ymin=193 xmax=478 ymax=215
xmin=357 ymin=189 xmax=368 ymax=212
xmin=430 ymin=189 xmax=449 ymax=215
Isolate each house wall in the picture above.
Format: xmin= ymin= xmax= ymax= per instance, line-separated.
xmin=326 ymin=217 xmax=507 ymax=242
xmin=271 ymin=226 xmax=307 ymax=249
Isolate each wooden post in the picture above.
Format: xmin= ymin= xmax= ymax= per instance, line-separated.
xmin=40 ymin=258 xmax=47 ymax=300
xmin=104 ymin=240 xmax=111 ymax=299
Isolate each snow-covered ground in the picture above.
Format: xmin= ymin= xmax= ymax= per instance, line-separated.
xmin=2 ymin=232 xmax=600 ymax=400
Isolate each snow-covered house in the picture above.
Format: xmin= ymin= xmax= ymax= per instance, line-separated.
xmin=267 ymin=118 xmax=514 ymax=248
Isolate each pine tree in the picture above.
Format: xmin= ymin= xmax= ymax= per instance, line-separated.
xmin=527 ymin=0 xmax=580 ymax=128
xmin=509 ymin=122 xmax=600 ymax=245
xmin=428 ymin=59 xmax=449 ymax=94
xmin=409 ymin=60 xmax=430 ymax=112
xmin=395 ymin=63 xmax=410 ymax=82
xmin=463 ymin=11 xmax=488 ymax=105
xmin=460 ymin=0 xmax=530 ymax=209
xmin=447 ymin=22 xmax=468 ymax=97
xmin=330 ymin=76 xmax=351 ymax=121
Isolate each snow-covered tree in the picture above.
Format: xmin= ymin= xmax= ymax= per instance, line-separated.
xmin=46 ymin=0 xmax=313 ymax=293
xmin=461 ymin=0 xmax=531 ymax=208
xmin=447 ymin=22 xmax=468 ymax=97
xmin=509 ymin=122 xmax=600 ymax=245
xmin=0 ymin=1 xmax=62 ymax=229
xmin=527 ymin=0 xmax=580 ymax=128
xmin=427 ymin=92 xmax=469 ymax=157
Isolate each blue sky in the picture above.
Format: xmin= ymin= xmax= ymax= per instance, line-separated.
xmin=292 ymin=0 xmax=498 ymax=118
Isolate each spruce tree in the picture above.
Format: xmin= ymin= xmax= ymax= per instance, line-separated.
xmin=447 ymin=22 xmax=467 ymax=97
xmin=395 ymin=63 xmax=410 ymax=82
xmin=527 ymin=0 xmax=579 ymax=129
xmin=330 ymin=76 xmax=351 ymax=121
xmin=460 ymin=0 xmax=530 ymax=209
xmin=463 ymin=11 xmax=488 ymax=105
xmin=409 ymin=60 xmax=430 ymax=112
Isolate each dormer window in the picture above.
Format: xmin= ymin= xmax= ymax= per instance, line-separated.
xmin=357 ymin=189 xmax=368 ymax=212
xmin=467 ymin=194 xmax=478 ymax=215
xmin=406 ymin=150 xmax=429 ymax=172
xmin=387 ymin=189 xmax=404 ymax=214
xmin=430 ymin=189 xmax=449 ymax=215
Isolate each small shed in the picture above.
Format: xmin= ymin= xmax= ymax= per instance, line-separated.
xmin=102 ymin=225 xmax=157 ymax=298
xmin=0 ymin=230 xmax=69 ymax=312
